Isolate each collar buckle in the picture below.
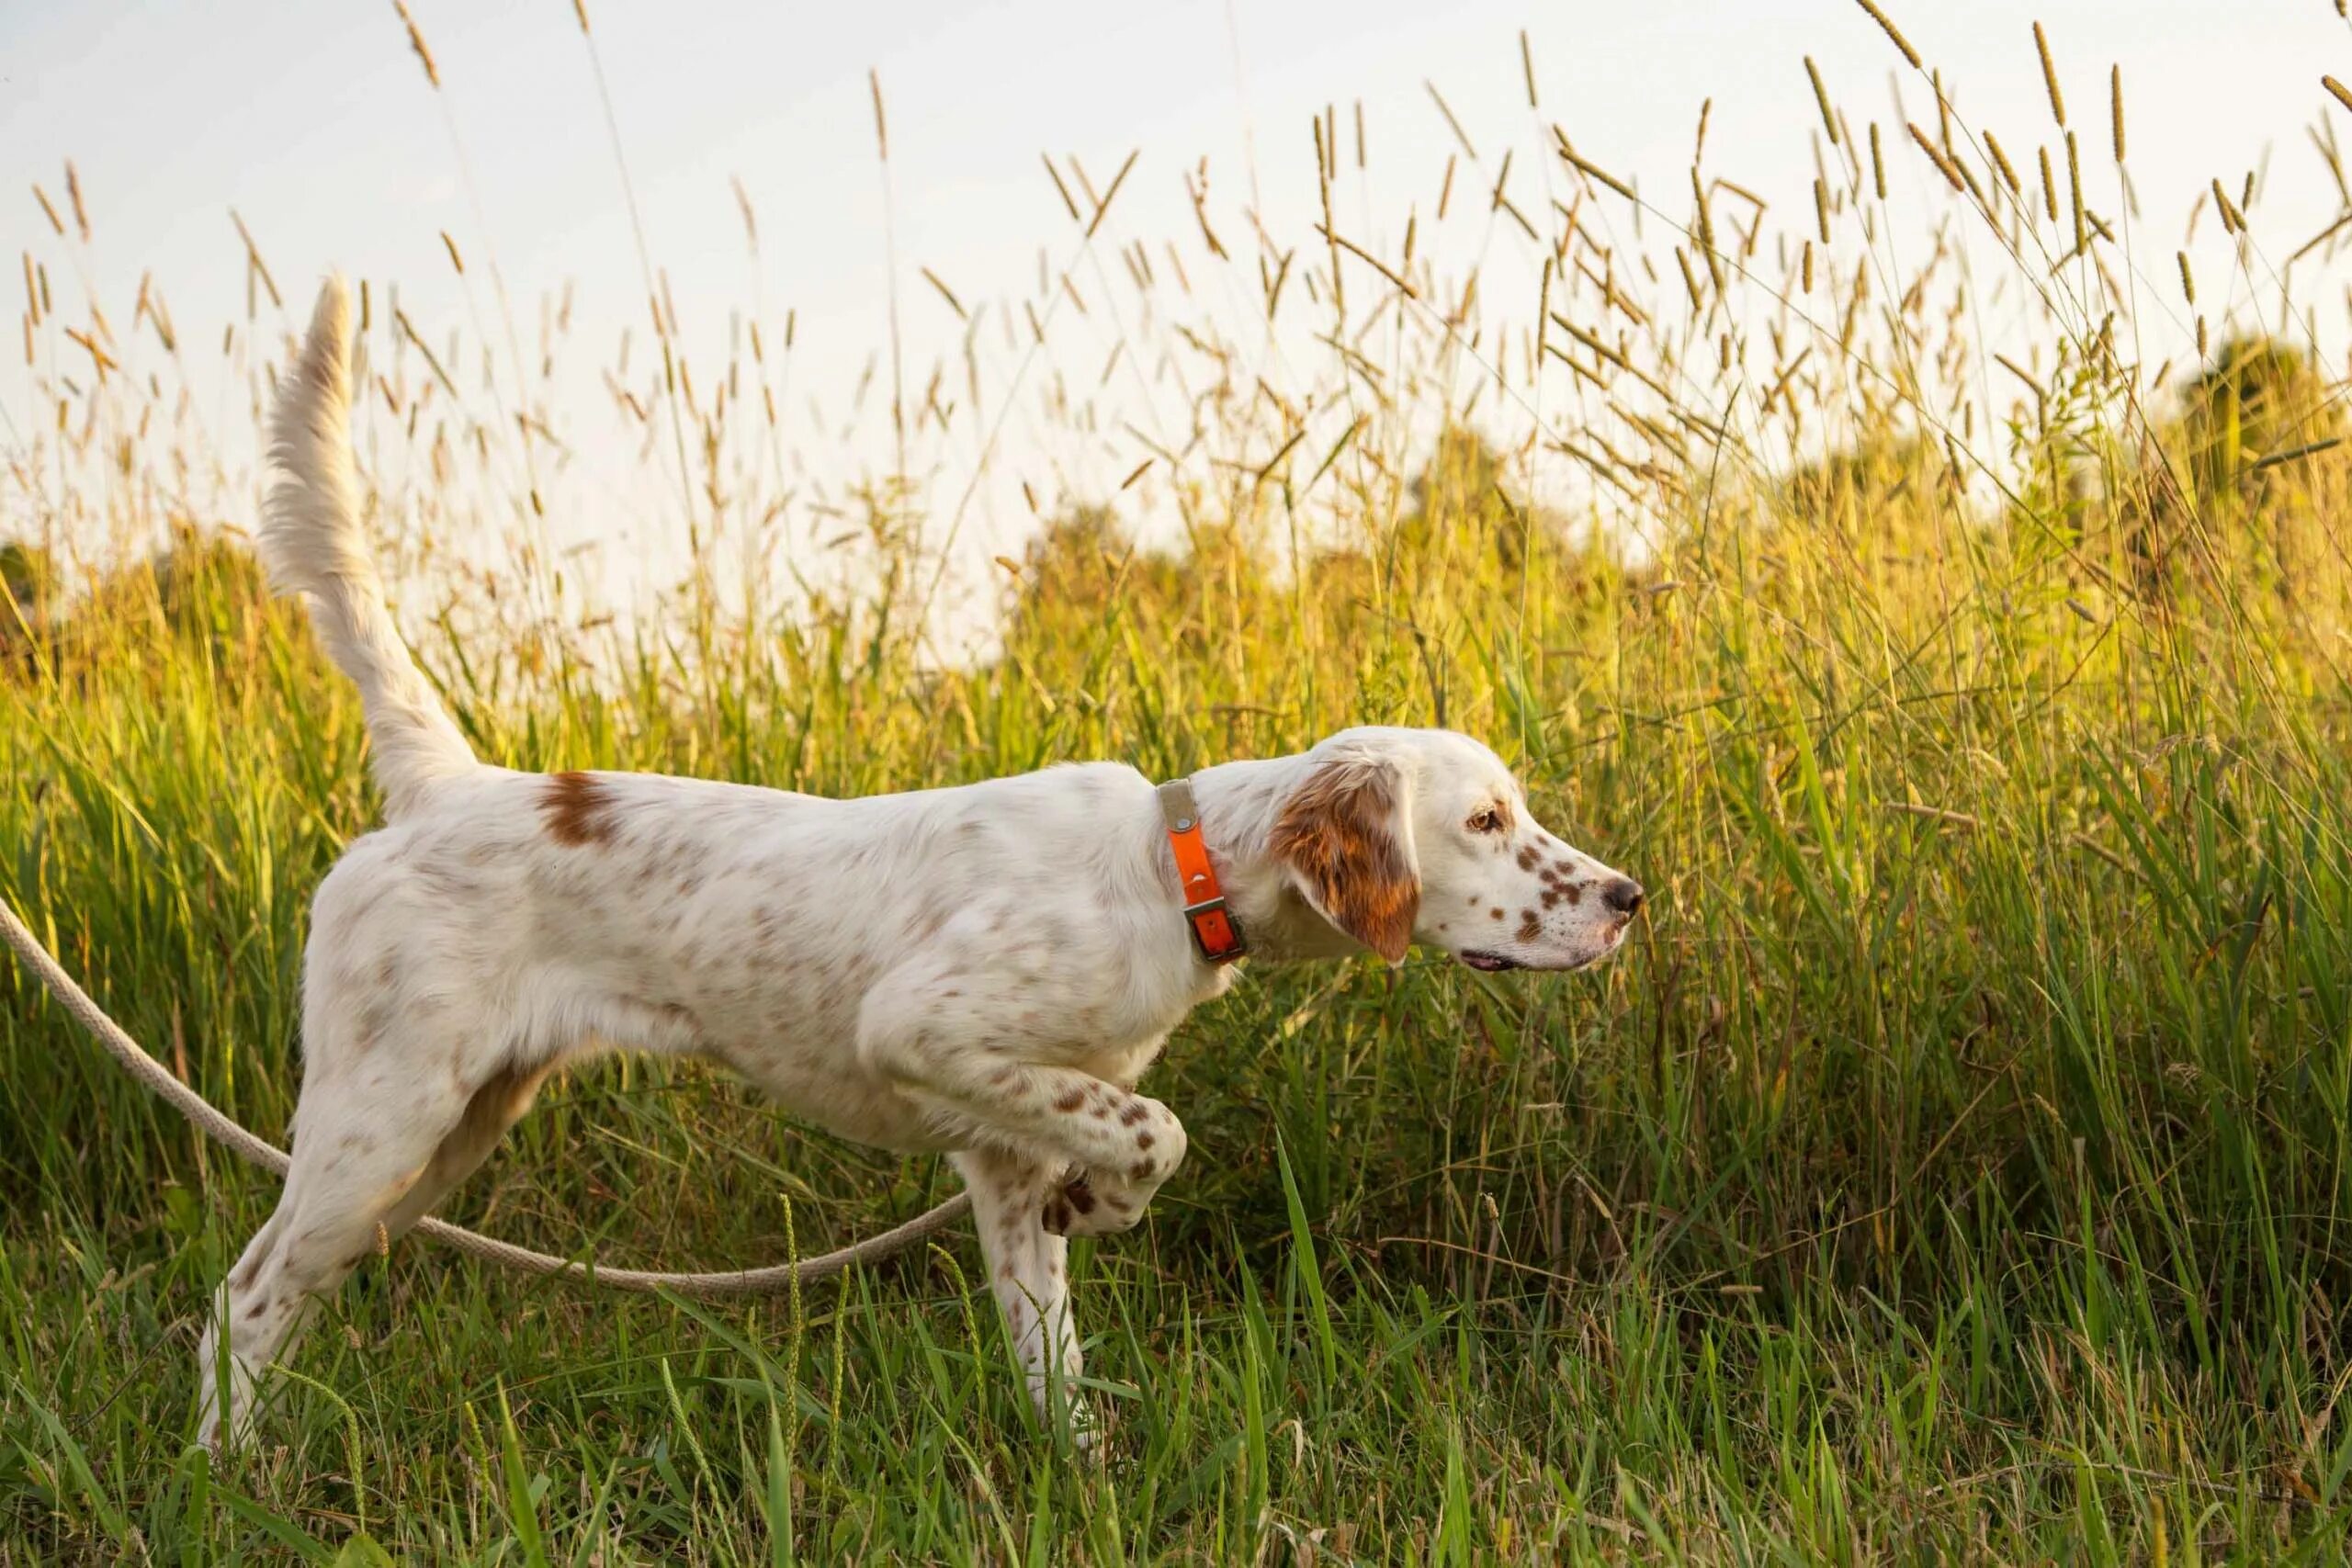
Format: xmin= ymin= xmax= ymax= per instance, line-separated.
xmin=1181 ymin=893 xmax=1245 ymax=964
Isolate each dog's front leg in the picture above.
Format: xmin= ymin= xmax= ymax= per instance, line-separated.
xmin=954 ymin=1146 xmax=1094 ymax=1450
xmin=859 ymin=978 xmax=1190 ymax=1234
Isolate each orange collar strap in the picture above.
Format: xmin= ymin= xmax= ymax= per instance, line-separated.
xmin=1158 ymin=778 xmax=1247 ymax=964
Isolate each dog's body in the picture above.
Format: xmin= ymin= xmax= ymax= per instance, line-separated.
xmin=197 ymin=280 xmax=1641 ymax=1448
xmin=305 ymin=762 xmax=1224 ymax=1156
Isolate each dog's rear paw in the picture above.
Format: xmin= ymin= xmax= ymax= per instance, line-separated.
xmin=1068 ymin=1395 xmax=1111 ymax=1461
xmin=1031 ymin=1385 xmax=1111 ymax=1460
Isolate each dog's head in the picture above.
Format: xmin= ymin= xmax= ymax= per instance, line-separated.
xmin=1268 ymin=727 xmax=1641 ymax=972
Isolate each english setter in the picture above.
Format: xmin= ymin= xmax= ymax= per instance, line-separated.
xmin=198 ymin=279 xmax=1643 ymax=1448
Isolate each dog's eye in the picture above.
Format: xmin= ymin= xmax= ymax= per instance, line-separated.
xmin=1466 ymin=807 xmax=1505 ymax=835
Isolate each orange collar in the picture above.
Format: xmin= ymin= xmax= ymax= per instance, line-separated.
xmin=1158 ymin=778 xmax=1247 ymax=964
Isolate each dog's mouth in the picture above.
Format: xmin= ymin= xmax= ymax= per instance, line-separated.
xmin=1457 ymin=924 xmax=1632 ymax=976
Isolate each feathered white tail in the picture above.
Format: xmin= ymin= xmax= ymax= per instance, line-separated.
xmin=263 ymin=278 xmax=479 ymax=818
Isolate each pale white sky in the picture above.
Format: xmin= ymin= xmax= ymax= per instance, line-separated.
xmin=4 ymin=1 xmax=2347 ymax=631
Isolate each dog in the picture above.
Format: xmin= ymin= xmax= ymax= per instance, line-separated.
xmin=196 ymin=277 xmax=1644 ymax=1449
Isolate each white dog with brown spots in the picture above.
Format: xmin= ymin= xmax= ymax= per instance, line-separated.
xmin=197 ymin=278 xmax=1644 ymax=1450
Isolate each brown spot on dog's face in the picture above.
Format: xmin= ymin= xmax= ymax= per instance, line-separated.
xmin=1271 ymin=754 xmax=1420 ymax=964
xmin=1136 ymin=1131 xmax=1155 ymax=1150
xmin=1517 ymin=909 xmax=1542 ymax=943
xmin=1564 ymin=881 xmax=1585 ymax=906
xmin=1052 ymin=1088 xmax=1086 ymax=1113
xmin=1516 ymin=844 xmax=1541 ymax=871
xmin=1117 ymin=1101 xmax=1148 ymax=1127
xmin=542 ymin=771 xmax=618 ymax=847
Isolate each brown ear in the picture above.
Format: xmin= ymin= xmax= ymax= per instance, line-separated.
xmin=1270 ymin=755 xmax=1419 ymax=963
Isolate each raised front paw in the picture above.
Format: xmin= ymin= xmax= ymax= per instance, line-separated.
xmin=1043 ymin=1168 xmax=1154 ymax=1237
xmin=1039 ymin=1089 xmax=1186 ymax=1236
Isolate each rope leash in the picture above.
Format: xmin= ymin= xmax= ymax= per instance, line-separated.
xmin=0 ymin=895 xmax=968 ymax=1300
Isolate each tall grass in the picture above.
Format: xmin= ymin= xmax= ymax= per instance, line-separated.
xmin=7 ymin=5 xmax=2352 ymax=1559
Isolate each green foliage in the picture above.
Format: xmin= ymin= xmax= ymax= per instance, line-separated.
xmin=8 ymin=374 xmax=2352 ymax=1552
xmin=8 ymin=18 xmax=2352 ymax=1560
xmin=2177 ymin=335 xmax=2344 ymax=506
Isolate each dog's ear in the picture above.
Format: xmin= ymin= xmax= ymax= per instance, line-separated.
xmin=1270 ymin=752 xmax=1419 ymax=963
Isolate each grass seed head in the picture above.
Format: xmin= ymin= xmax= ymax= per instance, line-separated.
xmin=1853 ymin=0 xmax=1922 ymax=70
xmin=2034 ymin=21 xmax=2065 ymax=127
xmin=1804 ymin=57 xmax=1840 ymax=145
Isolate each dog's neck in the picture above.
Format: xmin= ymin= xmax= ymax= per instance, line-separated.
xmin=1166 ymin=754 xmax=1363 ymax=964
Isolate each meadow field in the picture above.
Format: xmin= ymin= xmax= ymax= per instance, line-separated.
xmin=10 ymin=4 xmax=2352 ymax=1560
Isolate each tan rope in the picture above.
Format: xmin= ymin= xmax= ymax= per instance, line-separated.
xmin=0 ymin=895 xmax=968 ymax=1300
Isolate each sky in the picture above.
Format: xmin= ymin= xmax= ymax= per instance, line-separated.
xmin=4 ymin=1 xmax=2348 ymax=630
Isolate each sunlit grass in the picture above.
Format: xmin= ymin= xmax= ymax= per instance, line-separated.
xmin=8 ymin=3 xmax=2352 ymax=1558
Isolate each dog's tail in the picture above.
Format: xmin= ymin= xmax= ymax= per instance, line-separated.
xmin=263 ymin=277 xmax=479 ymax=819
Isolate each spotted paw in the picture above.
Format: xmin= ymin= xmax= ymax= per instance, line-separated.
xmin=1043 ymin=1170 xmax=1149 ymax=1237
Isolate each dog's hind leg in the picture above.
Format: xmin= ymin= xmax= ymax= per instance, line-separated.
xmin=195 ymin=996 xmax=509 ymax=1450
xmin=375 ymin=1060 xmax=559 ymax=1241
xmin=197 ymin=1070 xmax=475 ymax=1449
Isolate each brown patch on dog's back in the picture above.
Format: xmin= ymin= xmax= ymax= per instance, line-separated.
xmin=542 ymin=771 xmax=617 ymax=847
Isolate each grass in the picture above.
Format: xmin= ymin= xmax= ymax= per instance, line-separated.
xmin=9 ymin=4 xmax=2352 ymax=1560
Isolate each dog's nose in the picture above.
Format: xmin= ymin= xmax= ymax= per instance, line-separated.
xmin=1601 ymin=877 xmax=1645 ymax=916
